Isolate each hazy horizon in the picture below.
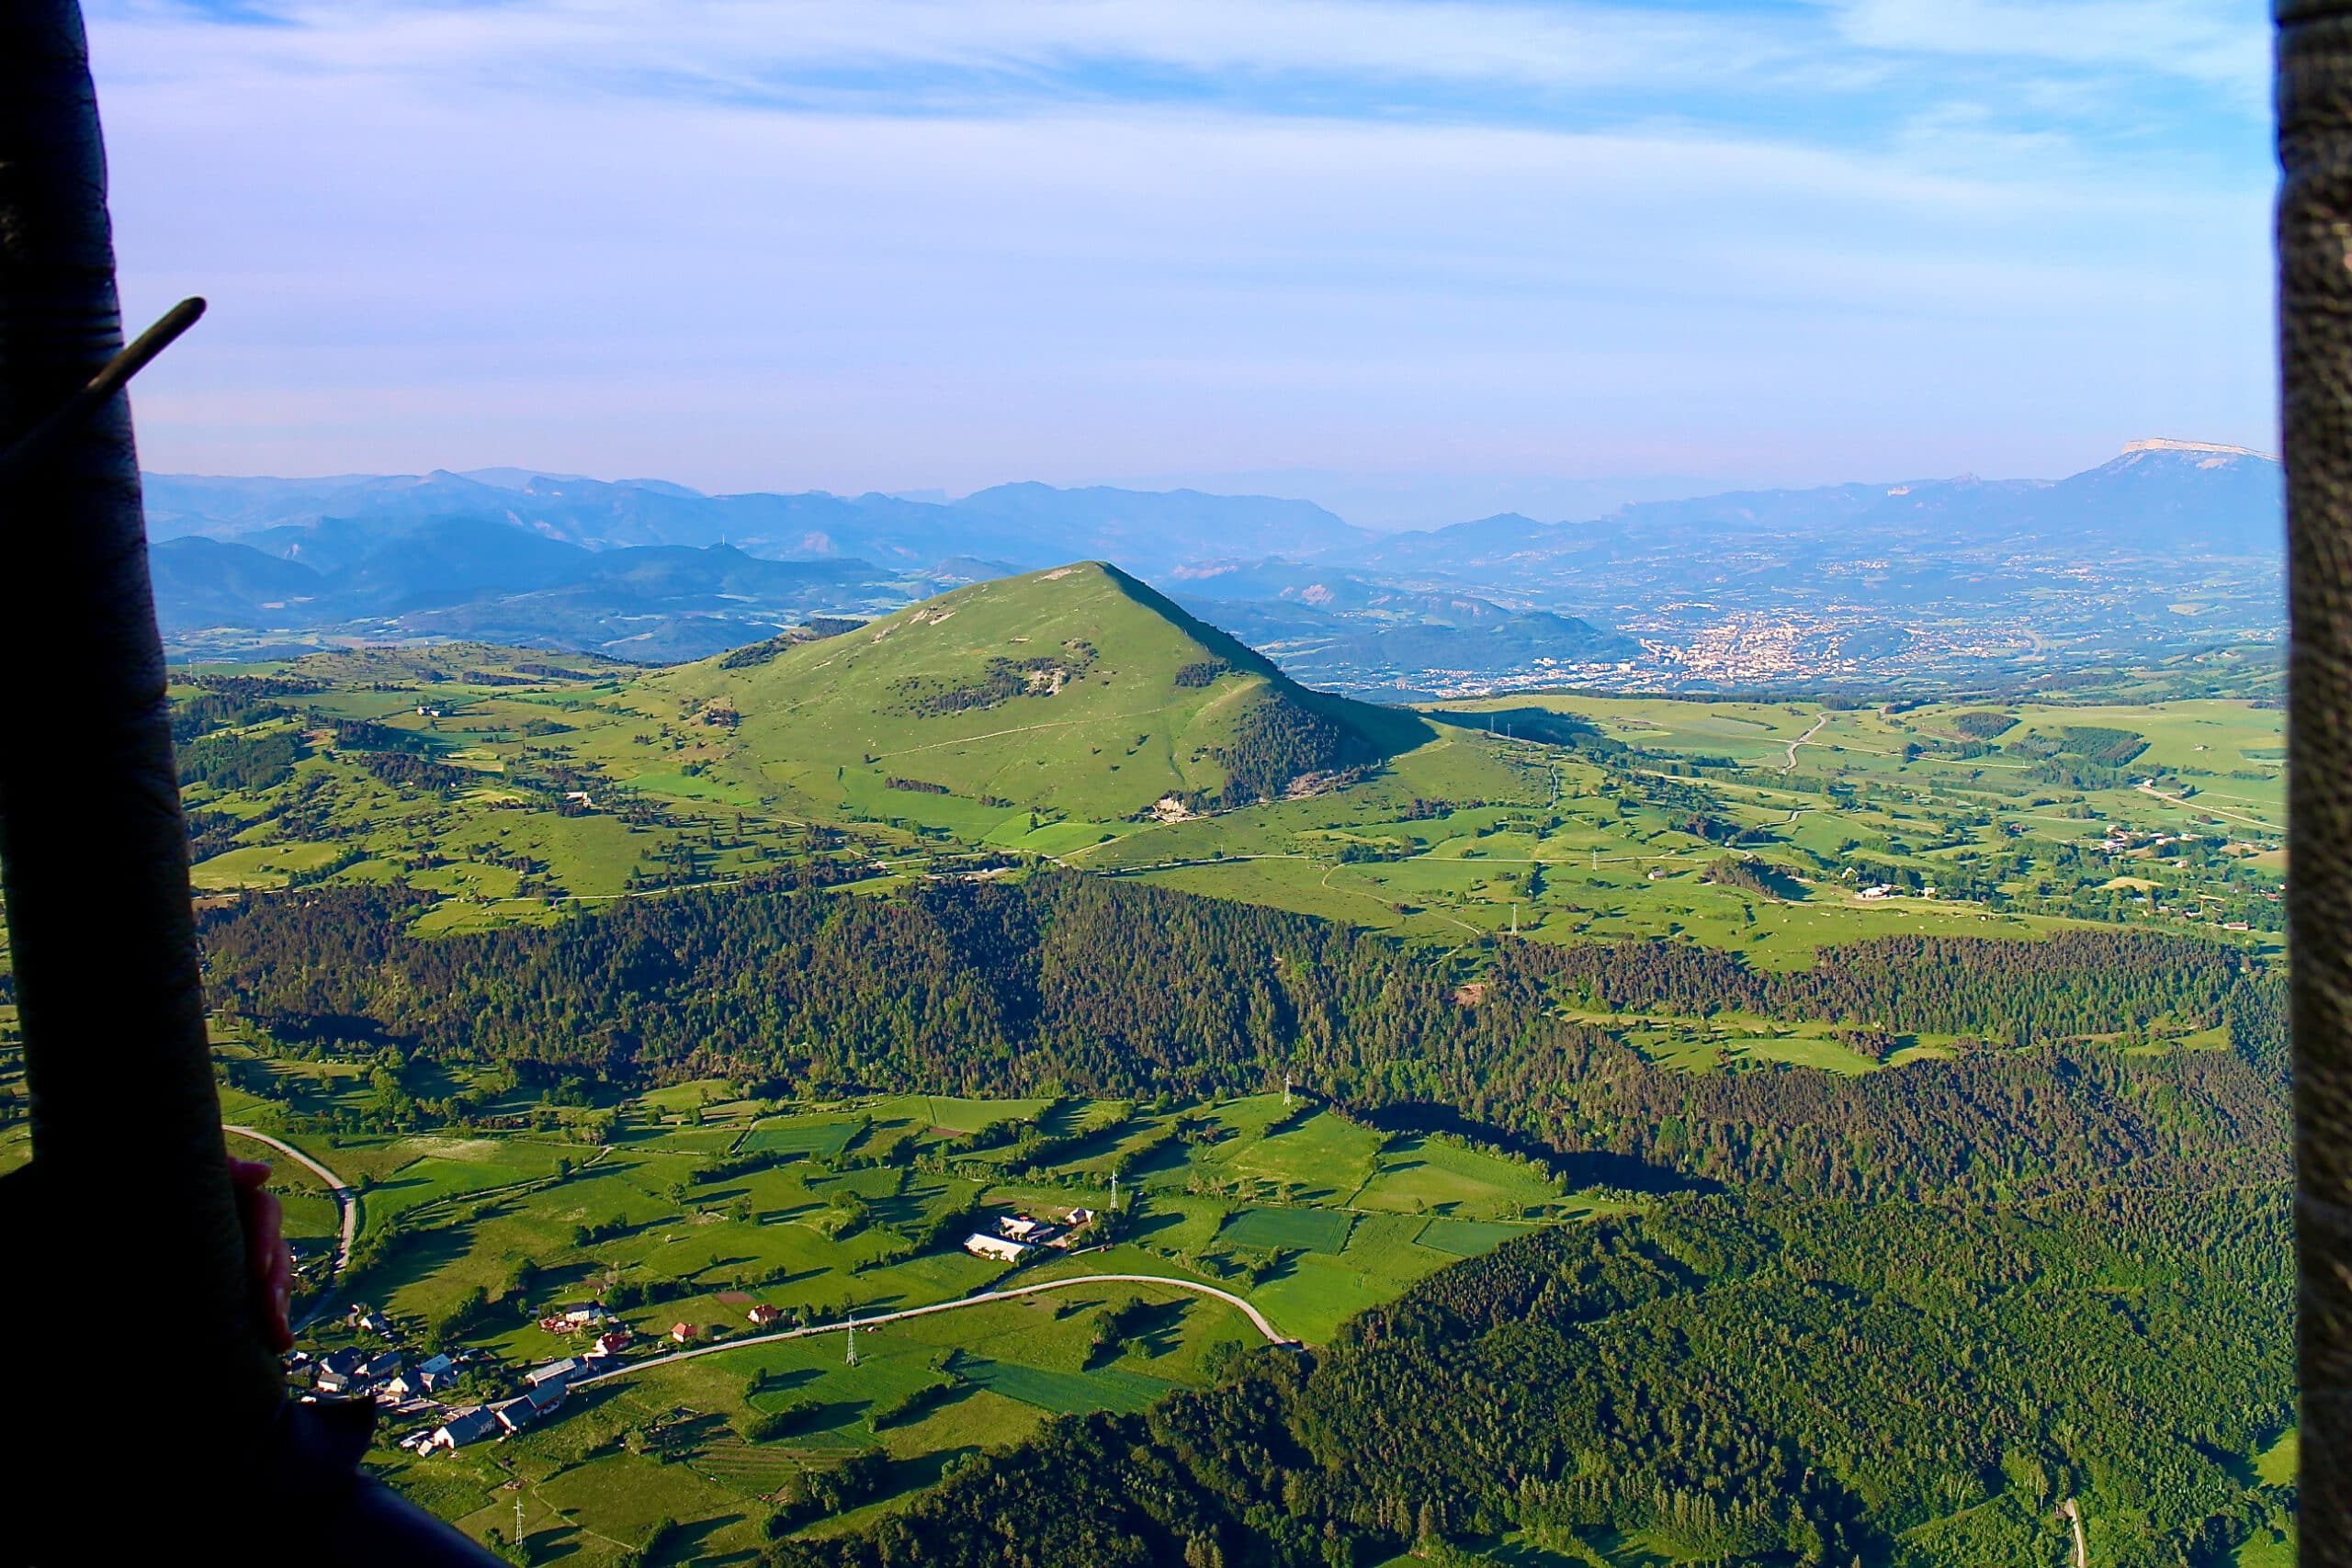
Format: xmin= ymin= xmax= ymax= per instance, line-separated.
xmin=140 ymin=431 xmax=2258 ymax=537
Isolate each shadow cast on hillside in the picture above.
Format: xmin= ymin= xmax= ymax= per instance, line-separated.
xmin=1355 ymin=1101 xmax=1712 ymax=1196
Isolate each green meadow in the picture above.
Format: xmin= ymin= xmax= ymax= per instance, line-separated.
xmin=231 ymin=1079 xmax=1600 ymax=1559
xmin=167 ymin=578 xmax=2283 ymax=986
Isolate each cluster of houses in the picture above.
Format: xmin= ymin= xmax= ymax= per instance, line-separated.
xmin=407 ymin=1360 xmax=576 ymax=1454
xmin=295 ymin=1300 xmax=645 ymax=1456
xmin=411 ymin=1298 xmax=816 ymax=1450
xmin=405 ymin=1333 xmax=638 ymax=1453
xmin=296 ymin=1344 xmax=458 ymax=1403
xmin=2103 ymin=828 xmax=2202 ymax=856
xmin=661 ymin=1301 xmax=791 ymax=1346
xmin=961 ymin=1208 xmax=1094 ymax=1265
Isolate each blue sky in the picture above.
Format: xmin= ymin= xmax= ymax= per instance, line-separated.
xmin=89 ymin=0 xmax=2274 ymax=524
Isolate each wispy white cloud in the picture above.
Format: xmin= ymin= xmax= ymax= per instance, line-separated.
xmin=1830 ymin=0 xmax=2267 ymax=98
xmin=96 ymin=2 xmax=1799 ymax=94
xmin=95 ymin=0 xmax=2263 ymax=141
xmin=85 ymin=0 xmax=2276 ymax=499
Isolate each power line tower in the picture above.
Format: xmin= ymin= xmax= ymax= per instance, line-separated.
xmin=1283 ymin=1074 xmax=1294 ymax=1109
xmin=844 ymin=1312 xmax=858 ymax=1367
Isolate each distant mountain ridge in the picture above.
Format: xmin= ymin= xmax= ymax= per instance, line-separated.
xmin=146 ymin=440 xmax=2280 ymax=585
xmin=1338 ymin=441 xmax=2281 ymax=571
xmin=141 ymin=469 xmax=1370 ymax=576
xmin=147 ymin=518 xmax=910 ymax=663
xmin=142 ymin=441 xmax=2280 ymax=687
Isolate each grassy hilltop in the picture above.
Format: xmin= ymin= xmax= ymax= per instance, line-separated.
xmin=634 ymin=560 xmax=1429 ymax=826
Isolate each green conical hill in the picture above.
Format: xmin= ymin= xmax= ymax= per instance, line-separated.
xmin=657 ymin=561 xmax=1429 ymax=821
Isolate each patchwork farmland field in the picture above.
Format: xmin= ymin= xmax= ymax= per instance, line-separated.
xmin=738 ymin=1119 xmax=865 ymax=1158
xmin=233 ymin=1078 xmax=1597 ymax=1560
xmin=1217 ymin=1205 xmax=1353 ymax=1253
xmin=160 ymin=626 xmax=2284 ymax=978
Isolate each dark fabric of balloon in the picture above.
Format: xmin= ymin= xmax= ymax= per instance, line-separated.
xmin=2283 ymin=5 xmax=2352 ymax=1563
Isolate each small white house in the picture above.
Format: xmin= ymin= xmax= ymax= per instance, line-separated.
xmin=548 ymin=1304 xmax=613 ymax=1328
xmin=425 ymin=1406 xmax=500 ymax=1451
xmin=963 ymin=1233 xmax=1032 ymax=1264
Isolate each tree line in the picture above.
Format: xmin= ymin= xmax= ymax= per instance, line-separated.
xmin=194 ymin=874 xmax=2288 ymax=1202
xmin=766 ymin=1186 xmax=2290 ymax=1568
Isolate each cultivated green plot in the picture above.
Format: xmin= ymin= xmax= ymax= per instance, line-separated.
xmin=1414 ymin=1218 xmax=1530 ymax=1257
xmin=1219 ymin=1205 xmax=1353 ymax=1252
xmin=190 ymin=840 xmax=351 ymax=890
xmin=1198 ymin=1107 xmax=1385 ymax=1203
xmin=960 ymin=1359 xmax=1178 ymax=1415
xmin=1354 ymin=1135 xmax=1567 ymax=1220
xmin=741 ymin=1119 xmax=865 ymax=1158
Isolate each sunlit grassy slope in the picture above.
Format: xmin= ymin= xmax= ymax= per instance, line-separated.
xmin=640 ymin=560 xmax=1431 ymax=822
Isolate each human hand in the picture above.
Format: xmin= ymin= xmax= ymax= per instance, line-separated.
xmin=228 ymin=1156 xmax=296 ymax=1351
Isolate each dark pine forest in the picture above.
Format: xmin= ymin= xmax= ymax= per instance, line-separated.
xmin=194 ymin=874 xmax=2292 ymax=1566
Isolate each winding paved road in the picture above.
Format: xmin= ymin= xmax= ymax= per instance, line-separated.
xmin=224 ymin=1123 xmax=356 ymax=1330
xmin=214 ymin=1131 xmax=1290 ymax=1381
xmin=1781 ymin=712 xmax=1829 ymax=771
xmin=572 ymin=1271 xmax=1292 ymax=1389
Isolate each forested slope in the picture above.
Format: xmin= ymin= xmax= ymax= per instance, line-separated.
xmin=195 ymin=874 xmax=2295 ymax=1563
xmin=198 ymin=874 xmax=2288 ymax=1202
xmin=767 ymin=1189 xmax=2291 ymax=1568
